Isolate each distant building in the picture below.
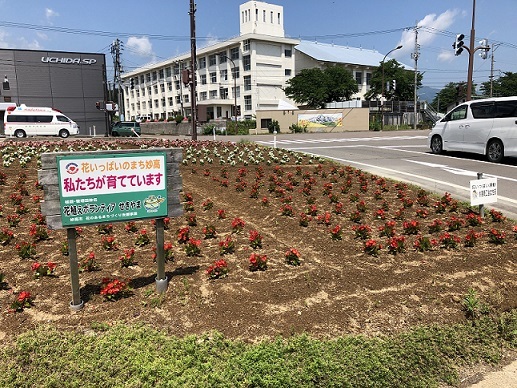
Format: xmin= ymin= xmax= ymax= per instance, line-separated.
xmin=122 ymin=0 xmax=407 ymax=122
xmin=0 ymin=48 xmax=107 ymax=135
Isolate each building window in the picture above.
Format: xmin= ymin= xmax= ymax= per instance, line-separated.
xmin=159 ymin=69 xmax=164 ymax=79
xmin=232 ymin=66 xmax=240 ymax=79
xmin=167 ymin=82 xmax=173 ymax=91
xmin=210 ymin=72 xmax=217 ymax=83
xmin=200 ymin=91 xmax=207 ymax=100
xmin=355 ymin=72 xmax=363 ymax=85
xmin=165 ymin=67 xmax=172 ymax=78
xmin=243 ymin=39 xmax=250 ymax=52
xmin=261 ymin=118 xmax=272 ymax=129
xmin=263 ymin=10 xmax=266 ymax=22
xmin=244 ymin=95 xmax=252 ymax=111
xmin=220 ymin=88 xmax=228 ymax=99
xmin=173 ymin=63 xmax=180 ymax=75
xmin=154 ymin=99 xmax=159 ymax=108
xmin=284 ymin=49 xmax=292 ymax=58
xmin=199 ymin=57 xmax=206 ymax=69
xmin=285 ymin=69 xmax=292 ymax=76
xmin=175 ymin=80 xmax=181 ymax=89
xmin=230 ymin=47 xmax=240 ymax=60
xmin=136 ymin=90 xmax=140 ymax=98
xmin=200 ymin=74 xmax=207 ymax=85
xmin=152 ymin=71 xmax=157 ymax=81
xmin=154 ymin=85 xmax=159 ymax=94
xmin=175 ymin=96 xmax=181 ymax=104
xmin=220 ymin=69 xmax=228 ymax=81
xmin=160 ymin=84 xmax=165 ymax=93
xmin=219 ymin=52 xmax=227 ymax=63
xmin=146 ymin=73 xmax=151 ymax=82
xmin=255 ymin=8 xmax=258 ymax=21
xmin=142 ymin=102 xmax=146 ymax=109
xmin=270 ymin=11 xmax=273 ymax=23
xmin=168 ymin=97 xmax=173 ymax=106
xmin=232 ymin=86 xmax=240 ymax=98
xmin=161 ymin=97 xmax=166 ymax=106
xmin=209 ymin=54 xmax=217 ymax=66
xmin=278 ymin=13 xmax=281 ymax=24
xmin=243 ymin=55 xmax=251 ymax=71
xmin=209 ymin=90 xmax=218 ymax=99
xmin=184 ymin=94 xmax=189 ymax=103
xmin=244 ymin=75 xmax=251 ymax=91
xmin=140 ymin=75 xmax=145 ymax=84
xmin=366 ymin=72 xmax=372 ymax=86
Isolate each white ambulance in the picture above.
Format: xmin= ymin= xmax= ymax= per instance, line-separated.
xmin=4 ymin=104 xmax=79 ymax=138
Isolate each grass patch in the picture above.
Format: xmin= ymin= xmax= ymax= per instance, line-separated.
xmin=0 ymin=310 xmax=515 ymax=387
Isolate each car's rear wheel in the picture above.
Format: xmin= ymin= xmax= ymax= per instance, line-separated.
xmin=14 ymin=129 xmax=26 ymax=138
xmin=430 ymin=135 xmax=443 ymax=154
xmin=487 ymin=139 xmax=504 ymax=163
xmin=58 ymin=129 xmax=70 ymax=138
xmin=112 ymin=131 xmax=119 ymax=137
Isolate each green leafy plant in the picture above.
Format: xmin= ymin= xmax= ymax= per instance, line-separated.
xmin=134 ymin=229 xmax=150 ymax=247
xmin=285 ymin=248 xmax=301 ymax=266
xmin=9 ymin=291 xmax=34 ymax=312
xmin=100 ymin=278 xmax=132 ymax=301
xmin=249 ymin=253 xmax=268 ymax=271
xmin=31 ymin=261 xmax=56 ymax=278
xmin=16 ymin=241 xmax=36 ymax=259
xmin=207 ymin=259 xmax=229 ymax=279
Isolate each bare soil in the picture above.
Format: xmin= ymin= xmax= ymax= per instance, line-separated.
xmin=0 ymin=141 xmax=516 ymax=345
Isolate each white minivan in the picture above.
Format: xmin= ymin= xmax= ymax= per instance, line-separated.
xmin=428 ymin=96 xmax=517 ymax=163
xmin=4 ymin=104 xmax=79 ymax=138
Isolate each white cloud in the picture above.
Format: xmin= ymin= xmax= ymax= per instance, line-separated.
xmin=45 ymin=8 xmax=59 ymax=24
xmin=126 ymin=36 xmax=155 ymax=59
xmin=396 ymin=9 xmax=460 ymax=61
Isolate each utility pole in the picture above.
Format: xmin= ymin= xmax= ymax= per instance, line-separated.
xmin=411 ymin=25 xmax=420 ymax=129
xmin=489 ymin=43 xmax=501 ymax=97
xmin=110 ymin=39 xmax=123 ymax=120
xmin=466 ymin=0 xmax=476 ymax=100
xmin=189 ymin=0 xmax=198 ymax=140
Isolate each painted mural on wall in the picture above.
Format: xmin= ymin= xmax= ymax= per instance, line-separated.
xmin=298 ymin=113 xmax=343 ymax=128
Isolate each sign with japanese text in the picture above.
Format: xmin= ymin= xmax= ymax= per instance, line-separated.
xmin=470 ymin=177 xmax=497 ymax=206
xmin=57 ymin=151 xmax=167 ymax=227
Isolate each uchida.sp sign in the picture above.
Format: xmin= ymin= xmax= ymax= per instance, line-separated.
xmin=57 ymin=151 xmax=168 ymax=227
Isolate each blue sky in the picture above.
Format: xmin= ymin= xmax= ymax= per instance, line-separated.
xmin=0 ymin=0 xmax=515 ymax=91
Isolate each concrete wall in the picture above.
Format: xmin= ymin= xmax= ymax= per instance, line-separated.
xmin=255 ymin=108 xmax=369 ymax=133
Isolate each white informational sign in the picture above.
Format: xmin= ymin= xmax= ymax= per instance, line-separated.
xmin=470 ymin=177 xmax=497 ymax=206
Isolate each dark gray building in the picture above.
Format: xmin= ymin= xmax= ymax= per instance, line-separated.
xmin=0 ymin=48 xmax=108 ymax=135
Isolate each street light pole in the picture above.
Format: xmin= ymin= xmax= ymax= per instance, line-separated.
xmin=380 ymin=45 xmax=402 ymax=131
xmin=223 ymin=55 xmax=238 ymax=134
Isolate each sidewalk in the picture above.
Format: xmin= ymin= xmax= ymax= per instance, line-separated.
xmin=468 ymin=359 xmax=517 ymax=387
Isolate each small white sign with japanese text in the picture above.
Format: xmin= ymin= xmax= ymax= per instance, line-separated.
xmin=470 ymin=177 xmax=497 ymax=206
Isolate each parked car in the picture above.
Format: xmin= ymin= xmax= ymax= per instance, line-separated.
xmin=428 ymin=96 xmax=517 ymax=163
xmin=111 ymin=121 xmax=141 ymax=137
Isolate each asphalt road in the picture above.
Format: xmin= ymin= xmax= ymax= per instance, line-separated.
xmin=246 ymin=130 xmax=517 ymax=221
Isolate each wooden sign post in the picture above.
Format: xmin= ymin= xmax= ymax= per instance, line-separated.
xmin=38 ymin=148 xmax=183 ymax=310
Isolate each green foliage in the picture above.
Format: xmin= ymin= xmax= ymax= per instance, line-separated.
xmin=289 ymin=123 xmax=307 ymax=133
xmin=284 ymin=66 xmax=358 ymax=108
xmin=174 ymin=114 xmax=184 ymax=125
xmin=365 ymin=59 xmax=423 ymax=101
xmin=0 ymin=312 xmax=515 ymax=387
xmin=203 ymin=123 xmax=217 ymax=135
xmin=267 ymin=119 xmax=280 ymax=134
xmin=430 ymin=82 xmax=467 ymax=113
xmin=481 ymin=71 xmax=517 ymax=97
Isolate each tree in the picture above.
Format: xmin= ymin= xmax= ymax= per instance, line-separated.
xmin=284 ymin=66 xmax=358 ymax=109
xmin=430 ymin=82 xmax=467 ymax=113
xmin=364 ymin=59 xmax=422 ymax=101
xmin=480 ymin=72 xmax=517 ymax=97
